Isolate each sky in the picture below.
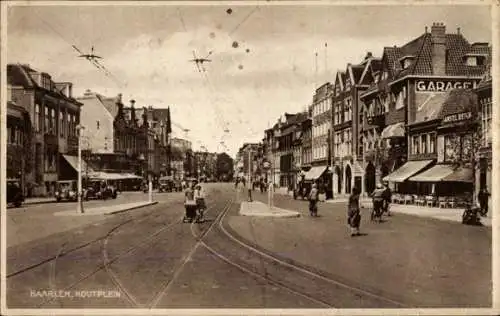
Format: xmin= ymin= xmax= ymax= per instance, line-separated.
xmin=7 ymin=3 xmax=492 ymax=157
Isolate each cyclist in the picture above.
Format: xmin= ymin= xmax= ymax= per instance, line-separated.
xmin=371 ymin=183 xmax=385 ymax=223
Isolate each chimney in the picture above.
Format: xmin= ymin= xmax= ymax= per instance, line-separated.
xmin=365 ymin=52 xmax=373 ymax=60
xmin=457 ymin=27 xmax=461 ymax=35
xmin=67 ymin=83 xmax=73 ymax=98
xmin=116 ymin=93 xmax=122 ymax=104
xmin=130 ymin=99 xmax=136 ymax=108
xmin=431 ymin=22 xmax=446 ymax=76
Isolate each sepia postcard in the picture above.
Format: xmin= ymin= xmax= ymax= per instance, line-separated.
xmin=1 ymin=1 xmax=498 ymax=315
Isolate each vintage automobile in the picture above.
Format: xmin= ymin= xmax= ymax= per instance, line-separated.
xmin=7 ymin=179 xmax=24 ymax=208
xmin=158 ymin=176 xmax=180 ymax=192
xmin=55 ymin=180 xmax=78 ymax=202
xmin=83 ymin=180 xmax=116 ymax=200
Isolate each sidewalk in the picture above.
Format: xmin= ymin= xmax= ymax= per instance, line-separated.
xmin=8 ymin=201 xmax=158 ymax=248
xmin=323 ymin=197 xmax=492 ymax=227
xmin=240 ymin=201 xmax=300 ymax=218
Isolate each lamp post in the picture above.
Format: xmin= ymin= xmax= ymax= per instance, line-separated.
xmin=76 ymin=124 xmax=85 ymax=214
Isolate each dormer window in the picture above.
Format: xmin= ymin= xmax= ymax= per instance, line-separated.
xmin=345 ymin=78 xmax=351 ymax=91
xmin=399 ymin=55 xmax=415 ymax=69
xmin=464 ymin=54 xmax=487 ymax=66
xmin=373 ymin=71 xmax=380 ymax=83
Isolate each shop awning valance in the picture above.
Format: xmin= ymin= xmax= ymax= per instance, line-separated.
xmin=442 ymin=167 xmax=473 ymax=183
xmin=304 ymin=166 xmax=328 ymax=180
xmin=383 ymin=160 xmax=433 ymax=183
xmin=63 ymin=155 xmax=93 ymax=173
xmin=381 ymin=122 xmax=405 ymax=139
xmin=87 ymin=172 xmax=125 ymax=180
xmin=408 ymin=164 xmax=455 ymax=182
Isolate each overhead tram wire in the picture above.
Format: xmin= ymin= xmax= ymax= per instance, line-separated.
xmin=177 ymin=7 xmax=258 ymax=137
xmin=33 ymin=9 xmax=125 ymax=89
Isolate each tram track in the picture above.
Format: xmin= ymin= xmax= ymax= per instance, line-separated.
xmin=192 ymin=191 xmax=409 ymax=308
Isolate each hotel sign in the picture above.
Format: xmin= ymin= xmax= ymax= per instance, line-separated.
xmin=416 ymin=79 xmax=478 ymax=92
xmin=442 ymin=111 xmax=473 ymax=124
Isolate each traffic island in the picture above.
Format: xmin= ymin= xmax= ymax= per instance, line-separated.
xmin=53 ymin=201 xmax=158 ymax=216
xmin=239 ymin=201 xmax=300 ymax=218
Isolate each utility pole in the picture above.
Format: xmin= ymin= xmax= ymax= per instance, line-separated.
xmin=76 ymin=125 xmax=85 ymax=214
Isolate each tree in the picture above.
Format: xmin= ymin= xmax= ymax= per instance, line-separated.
xmin=443 ymin=90 xmax=482 ymax=202
xmin=216 ymin=152 xmax=234 ymax=181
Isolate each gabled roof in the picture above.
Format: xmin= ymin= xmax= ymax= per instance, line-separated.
xmin=97 ymin=95 xmax=119 ymax=118
xmin=334 ymin=71 xmax=345 ymax=90
xmin=7 ymin=64 xmax=36 ymax=88
xmin=383 ymin=31 xmax=490 ymax=80
xmin=359 ymin=58 xmax=382 ymax=85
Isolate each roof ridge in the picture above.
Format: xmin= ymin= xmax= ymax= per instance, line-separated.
xmin=409 ymin=33 xmax=430 ymax=75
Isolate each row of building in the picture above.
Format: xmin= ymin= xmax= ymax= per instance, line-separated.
xmin=237 ymin=22 xmax=492 ymax=207
xmin=6 ymin=64 xmax=215 ymax=197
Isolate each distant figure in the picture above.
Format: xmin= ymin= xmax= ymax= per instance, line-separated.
xmin=194 ymin=184 xmax=206 ymax=221
xmin=248 ymin=178 xmax=253 ymax=202
xmin=308 ymin=184 xmax=319 ymax=216
xmin=242 ymin=176 xmax=246 ymax=187
xmin=382 ymin=181 xmax=392 ymax=216
xmin=478 ymin=188 xmax=490 ymax=217
xmin=371 ymin=183 xmax=385 ymax=222
xmin=184 ymin=183 xmax=197 ymax=223
xmin=348 ymin=187 xmax=361 ymax=236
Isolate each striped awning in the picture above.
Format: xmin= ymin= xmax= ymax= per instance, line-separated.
xmin=408 ymin=164 xmax=454 ymax=182
xmin=383 ymin=160 xmax=434 ymax=183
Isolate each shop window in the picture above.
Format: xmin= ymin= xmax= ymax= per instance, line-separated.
xmin=412 ymin=135 xmax=419 ymax=154
xmin=462 ymin=134 xmax=472 ymax=162
xmin=421 ymin=134 xmax=427 ymax=154
xmin=429 ymin=133 xmax=436 ymax=153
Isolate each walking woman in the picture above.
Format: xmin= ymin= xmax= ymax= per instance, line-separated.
xmin=348 ymin=186 xmax=362 ymax=236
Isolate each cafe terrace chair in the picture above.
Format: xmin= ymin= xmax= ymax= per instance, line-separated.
xmin=438 ymin=196 xmax=448 ymax=208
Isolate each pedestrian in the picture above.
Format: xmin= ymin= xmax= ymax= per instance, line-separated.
xmin=478 ymin=188 xmax=490 ymax=217
xmin=242 ymin=176 xmax=246 ymax=188
xmin=194 ymin=184 xmax=206 ymax=222
xmin=371 ymin=184 xmax=385 ymax=223
xmin=248 ymin=177 xmax=253 ymax=202
xmin=308 ymin=183 xmax=319 ymax=216
xmin=348 ymin=186 xmax=362 ymax=236
xmin=382 ymin=181 xmax=392 ymax=216
xmin=184 ymin=182 xmax=197 ymax=223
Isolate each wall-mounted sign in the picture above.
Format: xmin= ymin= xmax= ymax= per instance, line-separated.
xmin=442 ymin=111 xmax=473 ymax=124
xmin=415 ymin=79 xmax=478 ymax=92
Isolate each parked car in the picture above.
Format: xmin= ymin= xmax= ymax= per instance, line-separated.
xmin=55 ymin=180 xmax=78 ymax=202
xmin=83 ymin=180 xmax=115 ymax=200
xmin=7 ymin=179 xmax=24 ymax=207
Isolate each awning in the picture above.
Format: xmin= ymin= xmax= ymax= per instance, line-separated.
xmin=381 ymin=122 xmax=405 ymax=139
xmin=122 ymin=173 xmax=143 ymax=180
xmin=408 ymin=164 xmax=454 ymax=182
xmin=62 ymin=155 xmax=93 ymax=173
xmin=442 ymin=167 xmax=473 ymax=183
xmin=383 ymin=160 xmax=433 ymax=183
xmin=86 ymin=172 xmax=124 ymax=181
xmin=304 ymin=166 xmax=328 ymax=180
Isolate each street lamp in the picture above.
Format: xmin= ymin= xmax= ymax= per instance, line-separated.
xmin=76 ymin=124 xmax=85 ymax=214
